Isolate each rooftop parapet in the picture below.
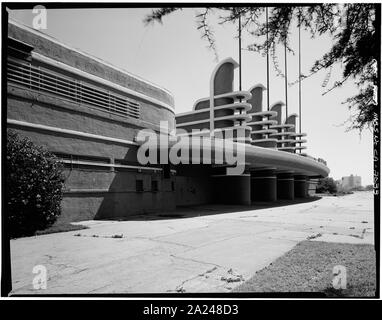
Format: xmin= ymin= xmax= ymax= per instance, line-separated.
xmin=8 ymin=19 xmax=174 ymax=111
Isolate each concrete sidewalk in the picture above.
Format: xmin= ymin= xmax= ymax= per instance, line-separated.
xmin=10 ymin=192 xmax=374 ymax=294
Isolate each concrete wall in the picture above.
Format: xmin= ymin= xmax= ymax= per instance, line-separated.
xmin=60 ymin=169 xmax=175 ymax=223
xmin=175 ymin=176 xmax=213 ymax=206
xmin=7 ymin=21 xmax=177 ymax=221
xmin=175 ymin=165 xmax=213 ymax=206
xmin=8 ymin=21 xmax=174 ymax=108
xmin=213 ymin=175 xmax=251 ymax=205
xmin=8 ymin=98 xmax=176 ymax=221
xmin=308 ymin=179 xmax=319 ymax=196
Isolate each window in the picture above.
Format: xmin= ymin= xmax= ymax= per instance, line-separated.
xmin=151 ymin=180 xmax=159 ymax=193
xmin=136 ymin=179 xmax=144 ymax=192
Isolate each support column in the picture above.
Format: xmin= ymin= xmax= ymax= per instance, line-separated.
xmin=251 ymin=169 xmax=277 ymax=202
xmin=307 ymin=178 xmax=319 ymax=196
xmin=212 ymin=174 xmax=251 ymax=205
xmin=294 ymin=175 xmax=308 ymax=198
xmin=277 ymin=172 xmax=294 ymax=200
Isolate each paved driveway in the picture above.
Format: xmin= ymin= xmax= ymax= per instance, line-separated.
xmin=10 ymin=192 xmax=374 ymax=294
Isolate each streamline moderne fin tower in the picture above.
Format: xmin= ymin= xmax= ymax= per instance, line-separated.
xmin=176 ymin=57 xmax=329 ymax=205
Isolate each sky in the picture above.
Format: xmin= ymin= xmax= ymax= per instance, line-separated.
xmin=8 ymin=6 xmax=374 ymax=185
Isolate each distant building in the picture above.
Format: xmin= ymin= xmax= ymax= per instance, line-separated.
xmin=340 ymin=174 xmax=362 ymax=191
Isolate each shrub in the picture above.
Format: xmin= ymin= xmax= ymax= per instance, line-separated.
xmin=365 ymin=184 xmax=374 ymax=191
xmin=6 ymin=130 xmax=65 ymax=238
xmin=316 ymin=177 xmax=338 ymax=194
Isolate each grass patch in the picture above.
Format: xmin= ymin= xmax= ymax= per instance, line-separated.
xmin=234 ymin=241 xmax=376 ymax=297
xmin=34 ymin=222 xmax=88 ymax=236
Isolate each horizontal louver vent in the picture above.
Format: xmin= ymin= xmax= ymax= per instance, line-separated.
xmin=7 ymin=59 xmax=140 ymax=119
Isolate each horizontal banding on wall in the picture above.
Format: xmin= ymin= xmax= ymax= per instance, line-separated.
xmin=211 ymin=174 xmax=251 ymax=177
xmin=7 ymin=85 xmax=172 ymax=134
xmin=294 ymin=175 xmax=307 ymax=182
xmin=60 ymin=159 xmax=166 ymax=172
xmin=251 ymin=176 xmax=277 ymax=179
xmin=7 ymin=119 xmax=138 ymax=146
xmin=32 ymin=53 xmax=175 ymax=113
xmin=64 ymin=189 xmax=175 ymax=194
xmin=277 ymin=171 xmax=295 ymax=178
xmin=251 ymin=169 xmax=277 ymax=176
xmin=8 ymin=20 xmax=174 ymax=110
xmin=28 ymin=55 xmax=176 ymax=129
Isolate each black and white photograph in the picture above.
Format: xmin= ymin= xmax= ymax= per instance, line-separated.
xmin=1 ymin=1 xmax=380 ymax=303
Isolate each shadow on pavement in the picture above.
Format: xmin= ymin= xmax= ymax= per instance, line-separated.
xmin=98 ymin=196 xmax=322 ymax=222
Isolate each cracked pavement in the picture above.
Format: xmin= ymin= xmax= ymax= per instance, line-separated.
xmin=10 ymin=192 xmax=374 ymax=294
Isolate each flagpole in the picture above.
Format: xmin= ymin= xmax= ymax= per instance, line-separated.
xmin=266 ymin=7 xmax=270 ymax=111
xmin=239 ymin=13 xmax=242 ymax=91
xmin=298 ymin=14 xmax=302 ymax=138
xmin=284 ymin=40 xmax=288 ymax=119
